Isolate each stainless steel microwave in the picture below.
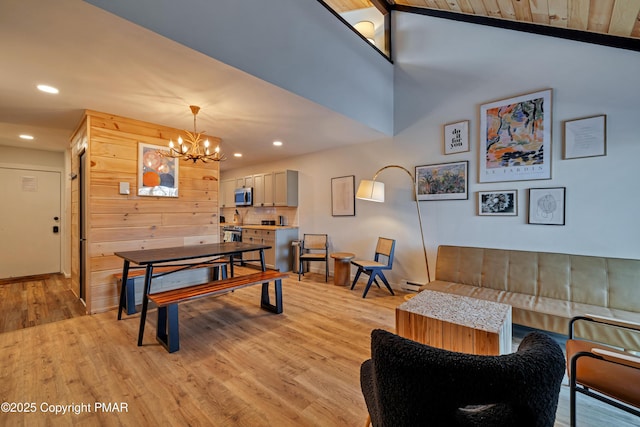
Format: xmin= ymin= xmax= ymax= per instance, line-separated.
xmin=234 ymin=187 xmax=253 ymax=206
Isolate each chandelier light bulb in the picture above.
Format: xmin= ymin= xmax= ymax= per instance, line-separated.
xmin=158 ymin=105 xmax=225 ymax=163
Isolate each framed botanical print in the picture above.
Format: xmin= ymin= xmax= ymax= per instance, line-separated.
xmin=415 ymin=161 xmax=468 ymax=201
xmin=478 ymin=190 xmax=518 ymax=216
xmin=479 ymin=89 xmax=552 ymax=183
xmin=528 ymin=187 xmax=565 ymax=225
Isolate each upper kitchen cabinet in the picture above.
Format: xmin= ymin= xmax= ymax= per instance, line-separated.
xmin=253 ymin=172 xmax=274 ymax=207
xmin=236 ymin=176 xmax=253 ymax=189
xmin=220 ymin=179 xmax=236 ymax=208
xmin=274 ymin=170 xmax=298 ymax=207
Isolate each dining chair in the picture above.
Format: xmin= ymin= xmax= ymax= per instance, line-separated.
xmin=298 ymin=234 xmax=329 ymax=282
xmin=350 ymin=237 xmax=395 ymax=298
xmin=566 ymin=315 xmax=640 ymax=427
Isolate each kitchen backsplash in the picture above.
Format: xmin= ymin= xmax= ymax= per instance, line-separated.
xmin=220 ymin=206 xmax=298 ymax=226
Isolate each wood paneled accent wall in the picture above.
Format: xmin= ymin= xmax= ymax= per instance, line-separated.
xmin=70 ymin=110 xmax=220 ymax=314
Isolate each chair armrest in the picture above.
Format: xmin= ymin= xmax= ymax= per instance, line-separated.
xmin=583 ymin=314 xmax=640 ymax=332
xmin=591 ymin=348 xmax=640 ymax=369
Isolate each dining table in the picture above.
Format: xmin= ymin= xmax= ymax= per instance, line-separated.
xmin=114 ymin=242 xmax=271 ymax=346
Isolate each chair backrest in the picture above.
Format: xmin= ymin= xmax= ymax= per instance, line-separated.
xmin=361 ymin=329 xmax=565 ymax=427
xmin=303 ymin=234 xmax=327 ymax=251
xmin=374 ymin=237 xmax=395 ymax=267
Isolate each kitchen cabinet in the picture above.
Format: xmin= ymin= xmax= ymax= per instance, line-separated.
xmin=220 ymin=179 xmax=236 ymax=208
xmin=252 ymin=172 xmax=275 ymax=207
xmin=241 ymin=227 xmax=298 ymax=271
xmin=236 ymin=176 xmax=253 ymax=189
xmin=273 ymin=170 xmax=298 ymax=207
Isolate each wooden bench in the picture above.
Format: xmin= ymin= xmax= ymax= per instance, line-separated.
xmin=115 ymin=260 xmax=228 ymax=317
xmin=146 ymin=269 xmax=288 ymax=352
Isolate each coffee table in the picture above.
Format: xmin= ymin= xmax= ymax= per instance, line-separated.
xmin=396 ymin=289 xmax=512 ymax=355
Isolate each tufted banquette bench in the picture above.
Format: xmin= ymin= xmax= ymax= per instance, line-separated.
xmin=421 ymin=245 xmax=640 ymax=351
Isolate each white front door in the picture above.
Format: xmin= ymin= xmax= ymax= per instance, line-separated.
xmin=0 ymin=167 xmax=61 ymax=278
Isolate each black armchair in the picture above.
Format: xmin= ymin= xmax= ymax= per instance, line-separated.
xmin=361 ymin=329 xmax=565 ymax=427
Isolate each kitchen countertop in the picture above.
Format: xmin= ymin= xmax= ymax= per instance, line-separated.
xmin=220 ymin=223 xmax=298 ymax=230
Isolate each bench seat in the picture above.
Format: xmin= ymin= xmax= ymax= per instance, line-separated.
xmin=147 ymin=270 xmax=288 ymax=352
xmin=115 ymin=260 xmax=228 ymax=317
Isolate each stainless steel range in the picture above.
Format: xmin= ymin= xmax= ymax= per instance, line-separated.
xmin=222 ymin=226 xmax=242 ymax=242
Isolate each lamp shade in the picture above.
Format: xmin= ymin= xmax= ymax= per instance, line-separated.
xmin=356 ymin=180 xmax=385 ymax=202
xmin=354 ymin=20 xmax=375 ymax=44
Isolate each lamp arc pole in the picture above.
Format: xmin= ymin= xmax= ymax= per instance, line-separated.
xmin=370 ymin=165 xmax=431 ymax=283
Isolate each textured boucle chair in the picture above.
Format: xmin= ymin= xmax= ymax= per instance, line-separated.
xmin=361 ymin=329 xmax=565 ymax=427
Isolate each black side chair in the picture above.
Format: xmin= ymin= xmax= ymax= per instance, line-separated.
xmin=350 ymin=237 xmax=395 ymax=298
xmin=298 ymin=233 xmax=328 ymax=282
xmin=566 ymin=315 xmax=640 ymax=427
xmin=361 ymin=329 xmax=565 ymax=427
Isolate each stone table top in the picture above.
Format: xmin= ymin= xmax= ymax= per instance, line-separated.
xmin=397 ymin=289 xmax=512 ymax=334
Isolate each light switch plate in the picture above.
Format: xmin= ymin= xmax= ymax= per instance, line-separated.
xmin=119 ymin=182 xmax=130 ymax=195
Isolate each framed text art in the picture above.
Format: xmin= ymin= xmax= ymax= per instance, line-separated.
xmin=443 ymin=120 xmax=470 ymax=155
xmin=479 ymin=89 xmax=552 ymax=183
xmin=331 ymin=175 xmax=355 ymax=216
xmin=528 ymin=187 xmax=565 ymax=225
xmin=416 ymin=161 xmax=468 ymax=201
xmin=478 ymin=190 xmax=518 ymax=216
xmin=137 ymin=142 xmax=179 ymax=197
xmin=564 ymin=114 xmax=607 ymax=159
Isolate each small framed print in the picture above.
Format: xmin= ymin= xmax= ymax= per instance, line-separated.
xmin=416 ymin=161 xmax=468 ymax=201
xmin=443 ymin=120 xmax=470 ymax=154
xmin=563 ymin=114 xmax=606 ymax=159
xmin=137 ymin=142 xmax=179 ymax=197
xmin=331 ymin=175 xmax=355 ymax=216
xmin=478 ymin=190 xmax=517 ymax=216
xmin=528 ymin=187 xmax=565 ymax=225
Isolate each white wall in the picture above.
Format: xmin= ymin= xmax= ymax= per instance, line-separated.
xmin=224 ymin=12 xmax=640 ymax=289
xmin=0 ymin=146 xmax=71 ymax=277
xmin=86 ymin=0 xmax=394 ymax=135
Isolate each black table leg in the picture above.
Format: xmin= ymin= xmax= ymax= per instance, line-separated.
xmin=259 ymin=249 xmax=266 ymax=271
xmin=117 ymin=261 xmax=130 ymax=320
xmin=137 ymin=264 xmax=153 ymax=346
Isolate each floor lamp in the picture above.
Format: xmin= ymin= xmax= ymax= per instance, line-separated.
xmin=356 ymin=165 xmax=431 ymax=283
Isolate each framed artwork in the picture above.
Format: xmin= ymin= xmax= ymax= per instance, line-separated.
xmin=416 ymin=161 xmax=468 ymax=201
xmin=564 ymin=114 xmax=607 ymax=159
xmin=443 ymin=120 xmax=470 ymax=154
xmin=478 ymin=190 xmax=518 ymax=216
xmin=137 ymin=142 xmax=179 ymax=197
xmin=331 ymin=175 xmax=355 ymax=216
xmin=528 ymin=187 xmax=565 ymax=225
xmin=479 ymin=89 xmax=552 ymax=183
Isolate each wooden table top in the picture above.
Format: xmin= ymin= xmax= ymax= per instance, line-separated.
xmin=114 ymin=242 xmax=270 ymax=265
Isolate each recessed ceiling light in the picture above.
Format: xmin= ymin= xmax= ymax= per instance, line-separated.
xmin=37 ymin=84 xmax=59 ymax=94
xmin=273 ymin=141 xmax=283 ymax=146
xmin=19 ymin=134 xmax=34 ymax=140
xmin=234 ymin=153 xmax=243 ymax=158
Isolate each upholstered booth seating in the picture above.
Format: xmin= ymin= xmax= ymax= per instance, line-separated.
xmin=361 ymin=329 xmax=565 ymax=427
xmin=422 ymin=245 xmax=640 ymax=351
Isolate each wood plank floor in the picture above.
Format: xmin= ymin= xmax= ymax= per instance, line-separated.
xmin=0 ymin=270 xmax=636 ymax=426
xmin=0 ymin=274 xmax=86 ymax=333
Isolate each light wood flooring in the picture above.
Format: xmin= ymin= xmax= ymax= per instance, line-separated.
xmin=0 ymin=270 xmax=636 ymax=426
xmin=0 ymin=274 xmax=86 ymax=333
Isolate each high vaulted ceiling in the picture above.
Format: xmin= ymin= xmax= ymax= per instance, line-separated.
xmin=327 ymin=0 xmax=640 ymax=41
